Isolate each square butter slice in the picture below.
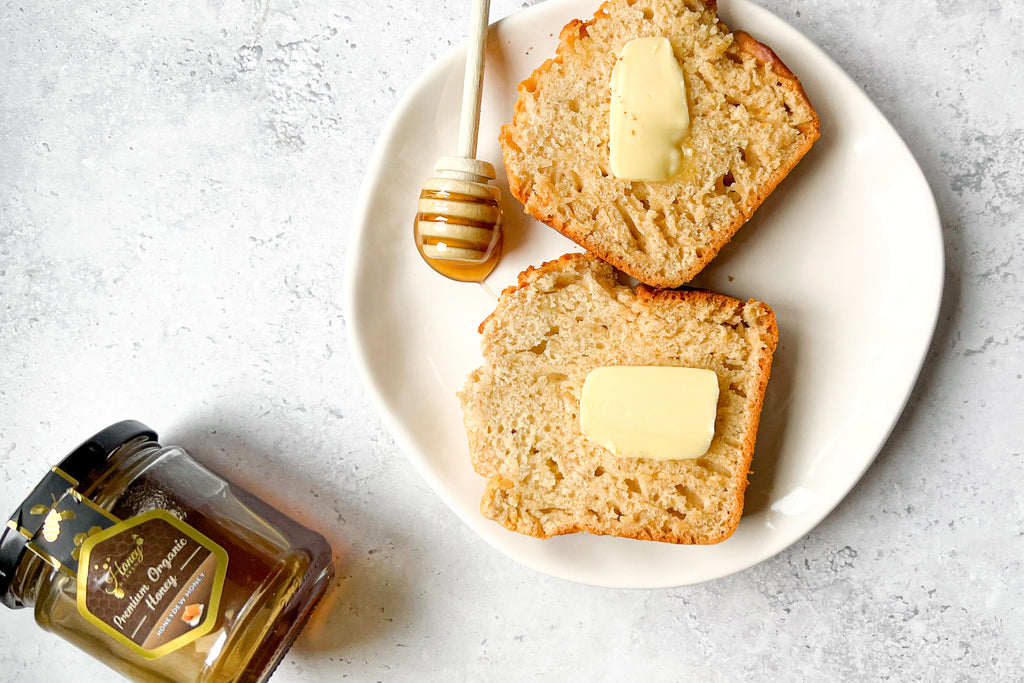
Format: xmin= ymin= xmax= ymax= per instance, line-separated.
xmin=580 ymin=366 xmax=719 ymax=460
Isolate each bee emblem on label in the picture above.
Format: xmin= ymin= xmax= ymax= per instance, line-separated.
xmin=39 ymin=507 xmax=77 ymax=543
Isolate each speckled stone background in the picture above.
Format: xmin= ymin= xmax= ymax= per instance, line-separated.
xmin=1 ymin=0 xmax=1021 ymax=681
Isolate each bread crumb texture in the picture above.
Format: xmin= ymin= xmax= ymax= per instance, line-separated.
xmin=500 ymin=0 xmax=819 ymax=288
xmin=459 ymin=253 xmax=778 ymax=544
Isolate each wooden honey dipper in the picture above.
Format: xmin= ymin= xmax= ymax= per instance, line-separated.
xmin=414 ymin=0 xmax=502 ymax=283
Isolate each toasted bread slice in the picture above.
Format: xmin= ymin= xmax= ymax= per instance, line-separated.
xmin=459 ymin=253 xmax=777 ymax=544
xmin=500 ymin=0 xmax=819 ymax=287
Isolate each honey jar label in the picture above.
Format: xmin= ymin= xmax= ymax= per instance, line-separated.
xmin=25 ymin=487 xmax=120 ymax=578
xmin=5 ymin=466 xmax=80 ymax=541
xmin=75 ymin=509 xmax=229 ymax=659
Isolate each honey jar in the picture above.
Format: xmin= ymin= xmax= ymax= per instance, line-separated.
xmin=0 ymin=420 xmax=334 ymax=682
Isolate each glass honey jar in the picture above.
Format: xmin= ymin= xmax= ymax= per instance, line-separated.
xmin=0 ymin=420 xmax=334 ymax=682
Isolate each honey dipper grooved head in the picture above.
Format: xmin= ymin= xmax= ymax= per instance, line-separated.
xmin=415 ymin=156 xmax=504 ymax=283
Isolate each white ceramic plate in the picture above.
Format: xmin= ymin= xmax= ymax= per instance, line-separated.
xmin=344 ymin=0 xmax=942 ymax=588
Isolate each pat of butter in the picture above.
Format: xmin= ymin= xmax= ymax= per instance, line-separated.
xmin=609 ymin=36 xmax=689 ymax=181
xmin=580 ymin=366 xmax=718 ymax=460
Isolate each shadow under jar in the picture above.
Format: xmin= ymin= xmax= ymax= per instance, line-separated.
xmin=0 ymin=420 xmax=334 ymax=683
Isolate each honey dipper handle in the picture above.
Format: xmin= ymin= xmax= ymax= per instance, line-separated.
xmin=457 ymin=0 xmax=491 ymax=159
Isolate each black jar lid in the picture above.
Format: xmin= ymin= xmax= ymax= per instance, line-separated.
xmin=0 ymin=420 xmax=157 ymax=609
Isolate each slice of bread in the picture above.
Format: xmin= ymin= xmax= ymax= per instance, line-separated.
xmin=459 ymin=253 xmax=777 ymax=544
xmin=500 ymin=0 xmax=819 ymax=288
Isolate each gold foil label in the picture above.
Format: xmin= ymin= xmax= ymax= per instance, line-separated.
xmin=26 ymin=489 xmax=120 ymax=577
xmin=76 ymin=510 xmax=228 ymax=659
xmin=7 ymin=467 xmax=79 ymax=540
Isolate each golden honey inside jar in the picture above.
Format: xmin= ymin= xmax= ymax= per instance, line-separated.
xmin=0 ymin=420 xmax=334 ymax=683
